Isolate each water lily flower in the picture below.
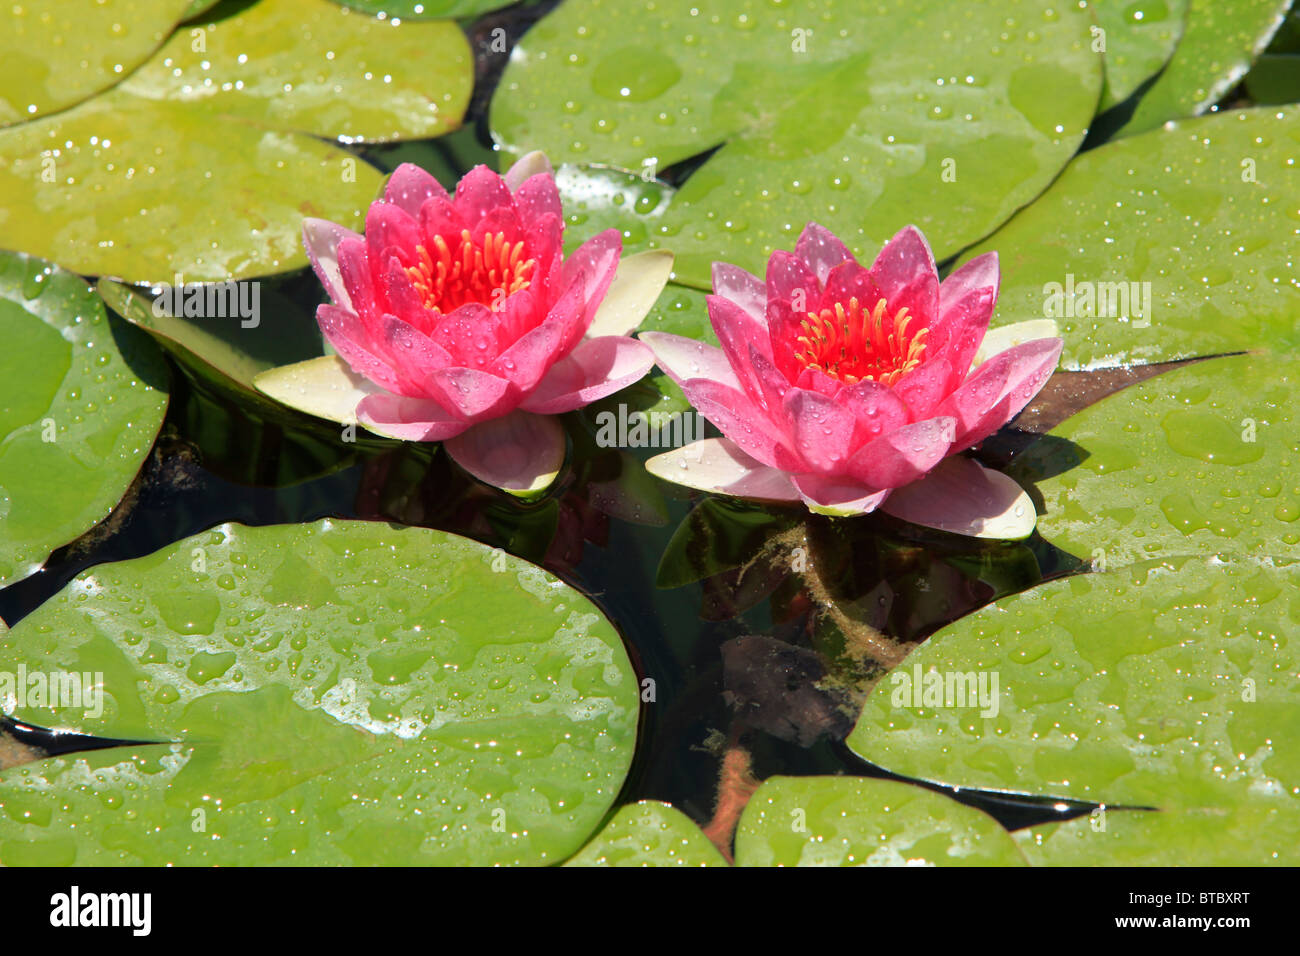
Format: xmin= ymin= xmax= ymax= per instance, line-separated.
xmin=254 ymin=153 xmax=671 ymax=495
xmin=641 ymin=224 xmax=1062 ymax=538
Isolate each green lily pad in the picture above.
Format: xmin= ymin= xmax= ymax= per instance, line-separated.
xmin=555 ymin=163 xmax=674 ymax=257
xmin=120 ymin=0 xmax=473 ymax=143
xmin=1120 ymin=0 xmax=1292 ymax=136
xmin=333 ymin=0 xmax=519 ymax=18
xmin=0 ymin=251 xmax=168 ymax=589
xmin=1013 ymin=354 xmax=1300 ymax=569
xmin=1094 ymin=0 xmax=1189 ymax=110
xmin=0 ymin=520 xmax=639 ymax=865
xmin=733 ymin=776 xmax=1025 ymax=866
xmin=0 ymin=91 xmax=385 ymax=282
xmin=638 ymin=283 xmax=715 ymax=344
xmin=960 ymin=106 xmax=1300 ymax=369
xmin=847 ymin=554 xmax=1300 ymax=811
xmin=492 ymin=0 xmax=1102 ymax=288
xmin=565 ymin=801 xmax=728 ymax=866
xmin=1016 ymin=804 xmax=1300 ymax=865
xmin=0 ymin=0 xmax=193 ymax=128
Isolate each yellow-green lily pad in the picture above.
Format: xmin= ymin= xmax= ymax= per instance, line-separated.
xmin=961 ymin=106 xmax=1300 ymax=369
xmin=492 ymin=0 xmax=1102 ymax=288
xmin=0 ymin=0 xmax=193 ymax=127
xmin=0 ymin=91 xmax=384 ymax=282
xmin=0 ymin=251 xmax=168 ymax=588
xmin=1013 ymin=353 xmax=1300 ymax=568
xmin=734 ymin=776 xmax=1026 ymax=866
xmin=120 ymin=0 xmax=473 ymax=143
xmin=847 ymin=554 xmax=1300 ymax=812
xmin=1120 ymin=0 xmax=1292 ymax=135
xmin=1094 ymin=0 xmax=1189 ymax=110
xmin=0 ymin=519 xmax=639 ymax=865
xmin=565 ymin=801 xmax=728 ymax=866
xmin=1016 ymin=804 xmax=1300 ymax=865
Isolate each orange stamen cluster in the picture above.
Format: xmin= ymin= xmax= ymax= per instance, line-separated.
xmin=404 ymin=229 xmax=535 ymax=313
xmin=794 ymin=296 xmax=928 ymax=386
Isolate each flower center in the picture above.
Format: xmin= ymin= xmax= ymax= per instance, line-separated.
xmin=404 ymin=229 xmax=536 ymax=313
xmin=794 ymin=296 xmax=928 ymax=386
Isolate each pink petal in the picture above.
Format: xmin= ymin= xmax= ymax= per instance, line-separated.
xmin=427 ymin=303 xmax=506 ymax=369
xmin=645 ymin=438 xmax=800 ymax=502
xmin=795 ymin=222 xmax=855 ymax=285
xmin=426 ymin=366 xmax=520 ymax=422
xmin=383 ymin=164 xmax=448 ymax=218
xmin=711 ymin=262 xmax=768 ymax=323
xmin=489 ymin=280 xmax=585 ymax=391
xmin=783 ymin=388 xmax=857 ymax=473
xmin=846 ymin=416 xmax=956 ymax=490
xmin=933 ymin=338 xmax=1062 ymax=451
xmin=337 ymin=236 xmax=379 ymax=325
xmin=930 ymin=252 xmax=999 ymax=375
xmin=639 ymin=331 xmax=743 ymax=392
xmin=867 ymin=225 xmax=938 ymax=324
xmin=835 ymin=379 xmax=912 ymax=440
xmin=561 ymin=229 xmax=622 ymax=341
xmin=365 ymin=201 xmax=423 ymax=265
xmin=454 ymin=165 xmax=515 ymax=227
xmin=879 ymin=455 xmax=1036 ymax=539
xmin=443 ymin=410 xmax=567 ymax=494
xmin=746 ymin=344 xmax=793 ymax=423
xmin=303 ymin=218 xmax=361 ymax=312
xmin=419 ymin=194 xmax=466 ymax=243
xmin=822 ymin=259 xmax=883 ymax=310
xmin=891 ymin=353 xmax=956 ymax=420
xmin=708 ymin=294 xmax=771 ymax=406
xmin=794 ymin=365 xmax=844 ymax=398
xmin=791 ymin=474 xmax=891 ymax=517
xmin=356 ymin=393 xmax=469 ymax=441
xmin=513 ymin=173 xmax=563 ymax=229
xmin=764 ymin=251 xmax=821 ymax=381
xmin=380 ymin=255 xmax=440 ymax=334
xmin=519 ymin=336 xmax=655 ymax=414
xmin=317 ymin=305 xmax=406 ymax=395
xmin=378 ymin=313 xmax=455 ymax=377
xmin=680 ymin=378 xmax=797 ymax=470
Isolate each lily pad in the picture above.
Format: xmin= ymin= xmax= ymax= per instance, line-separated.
xmin=1015 ymin=804 xmax=1300 ymax=865
xmin=1120 ymin=0 xmax=1292 ymax=136
xmin=0 ymin=251 xmax=168 ymax=589
xmin=0 ymin=520 xmax=639 ymax=865
xmin=1094 ymin=0 xmax=1189 ymax=110
xmin=0 ymin=91 xmax=385 ymax=282
xmin=638 ymin=283 xmax=715 ymax=344
xmin=0 ymin=0 xmax=193 ymax=127
xmin=1013 ymin=354 xmax=1300 ymax=568
xmin=565 ymin=801 xmax=728 ymax=866
xmin=492 ymin=0 xmax=1102 ymax=288
xmin=847 ymin=554 xmax=1300 ymax=812
xmin=555 ymin=163 xmax=674 ymax=257
xmin=333 ymin=0 xmax=517 ymax=17
xmin=733 ymin=776 xmax=1025 ymax=866
xmin=960 ymin=106 xmax=1300 ymax=369
xmin=121 ymin=0 xmax=474 ymax=143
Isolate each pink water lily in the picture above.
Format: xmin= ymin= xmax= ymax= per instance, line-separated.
xmin=262 ymin=153 xmax=665 ymax=494
xmin=642 ymin=224 xmax=1063 ymax=537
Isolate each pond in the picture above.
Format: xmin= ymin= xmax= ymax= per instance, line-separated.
xmin=0 ymin=0 xmax=1297 ymax=869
